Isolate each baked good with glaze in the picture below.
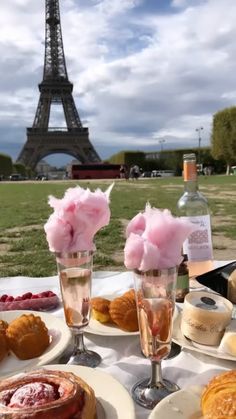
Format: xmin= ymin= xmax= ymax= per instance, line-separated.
xmin=0 ymin=320 xmax=9 ymax=362
xmin=91 ymin=297 xmax=112 ymax=323
xmin=201 ymin=370 xmax=236 ymax=418
xmin=0 ymin=369 xmax=96 ymax=419
xmin=109 ymin=289 xmax=139 ymax=332
xmin=6 ymin=313 xmax=50 ymax=360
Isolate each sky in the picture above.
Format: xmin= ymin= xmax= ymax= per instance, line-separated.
xmin=0 ymin=0 xmax=236 ymax=166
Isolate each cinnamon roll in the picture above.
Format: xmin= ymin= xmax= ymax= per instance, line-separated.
xmin=0 ymin=369 xmax=96 ymax=419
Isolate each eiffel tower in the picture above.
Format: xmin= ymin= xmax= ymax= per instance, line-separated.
xmin=17 ymin=0 xmax=101 ymax=170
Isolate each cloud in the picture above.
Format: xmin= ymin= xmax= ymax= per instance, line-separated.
xmin=0 ymin=0 xmax=236 ymax=165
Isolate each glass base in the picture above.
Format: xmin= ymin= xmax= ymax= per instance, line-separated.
xmin=132 ymin=377 xmax=179 ymax=409
xmin=59 ymin=349 xmax=101 ymax=368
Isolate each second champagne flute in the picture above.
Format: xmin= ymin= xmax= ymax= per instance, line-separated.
xmin=132 ymin=267 xmax=179 ymax=409
xmin=55 ymin=250 xmax=101 ymax=368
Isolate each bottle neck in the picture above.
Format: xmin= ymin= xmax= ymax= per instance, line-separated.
xmin=184 ymin=179 xmax=198 ymax=193
xmin=183 ymin=159 xmax=198 ymax=193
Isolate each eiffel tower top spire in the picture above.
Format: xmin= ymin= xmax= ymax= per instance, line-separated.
xmin=44 ymin=0 xmax=68 ymax=81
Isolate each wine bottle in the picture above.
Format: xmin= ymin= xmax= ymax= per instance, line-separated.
xmin=177 ymin=153 xmax=214 ymax=277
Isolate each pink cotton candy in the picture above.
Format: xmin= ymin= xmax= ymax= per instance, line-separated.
xmin=44 ymin=184 xmax=113 ymax=253
xmin=124 ymin=204 xmax=195 ymax=271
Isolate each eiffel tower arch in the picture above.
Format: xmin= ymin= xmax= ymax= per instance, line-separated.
xmin=17 ymin=0 xmax=101 ymax=170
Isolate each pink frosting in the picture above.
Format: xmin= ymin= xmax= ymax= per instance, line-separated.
xmin=44 ymin=184 xmax=113 ymax=252
xmin=124 ymin=204 xmax=195 ymax=270
xmin=8 ymin=382 xmax=58 ymax=408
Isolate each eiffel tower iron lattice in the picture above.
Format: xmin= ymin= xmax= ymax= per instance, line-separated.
xmin=17 ymin=0 xmax=101 ymax=170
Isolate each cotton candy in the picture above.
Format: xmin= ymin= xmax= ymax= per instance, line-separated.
xmin=124 ymin=203 xmax=195 ymax=271
xmin=44 ymin=184 xmax=113 ymax=253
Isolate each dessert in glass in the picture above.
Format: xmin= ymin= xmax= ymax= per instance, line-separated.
xmin=124 ymin=204 xmax=194 ymax=408
xmin=44 ymin=184 xmax=113 ymax=367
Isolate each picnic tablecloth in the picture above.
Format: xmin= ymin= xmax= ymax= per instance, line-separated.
xmin=0 ymin=261 xmax=235 ymax=419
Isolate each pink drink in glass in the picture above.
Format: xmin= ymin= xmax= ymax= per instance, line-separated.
xmin=59 ymin=267 xmax=91 ymax=329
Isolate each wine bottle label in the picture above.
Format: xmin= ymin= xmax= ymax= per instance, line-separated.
xmin=182 ymin=215 xmax=213 ymax=261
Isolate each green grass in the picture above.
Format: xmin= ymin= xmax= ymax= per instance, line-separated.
xmin=0 ymin=175 xmax=236 ymax=277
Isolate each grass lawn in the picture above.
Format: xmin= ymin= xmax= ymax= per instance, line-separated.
xmin=0 ymin=175 xmax=236 ymax=277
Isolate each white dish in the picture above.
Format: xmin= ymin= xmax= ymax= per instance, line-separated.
xmin=172 ymin=311 xmax=236 ymax=362
xmin=45 ymin=364 xmax=136 ymax=419
xmin=85 ymin=317 xmax=139 ymax=336
xmin=148 ymin=387 xmax=202 ymax=419
xmin=85 ymin=293 xmax=139 ymax=336
xmin=0 ymin=310 xmax=71 ymax=378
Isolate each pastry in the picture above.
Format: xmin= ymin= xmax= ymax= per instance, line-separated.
xmin=201 ymin=370 xmax=236 ymax=418
xmin=0 ymin=320 xmax=9 ymax=362
xmin=91 ymin=297 xmax=112 ymax=323
xmin=0 ymin=369 xmax=96 ymax=419
xmin=6 ymin=313 xmax=50 ymax=360
xmin=110 ymin=289 xmax=139 ymax=332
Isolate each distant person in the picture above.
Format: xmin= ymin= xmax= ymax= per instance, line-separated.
xmin=133 ymin=165 xmax=140 ymax=180
xmin=120 ymin=165 xmax=125 ymax=179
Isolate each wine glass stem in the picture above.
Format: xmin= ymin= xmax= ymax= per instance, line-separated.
xmin=73 ymin=329 xmax=86 ymax=353
xmin=149 ymin=361 xmax=163 ymax=387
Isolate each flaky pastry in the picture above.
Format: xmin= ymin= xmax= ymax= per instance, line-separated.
xmin=110 ymin=289 xmax=139 ymax=332
xmin=91 ymin=297 xmax=111 ymax=323
xmin=201 ymin=370 xmax=236 ymax=418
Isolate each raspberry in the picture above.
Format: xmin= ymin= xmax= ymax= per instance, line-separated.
xmin=6 ymin=296 xmax=14 ymax=302
xmin=15 ymin=296 xmax=23 ymax=301
xmin=38 ymin=292 xmax=49 ymax=298
xmin=22 ymin=292 xmax=32 ymax=300
xmin=47 ymin=291 xmax=56 ymax=297
xmin=31 ymin=294 xmax=39 ymax=299
xmin=0 ymin=294 xmax=8 ymax=302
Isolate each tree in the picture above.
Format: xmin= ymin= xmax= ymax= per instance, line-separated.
xmin=211 ymin=107 xmax=236 ymax=174
xmin=0 ymin=153 xmax=13 ymax=177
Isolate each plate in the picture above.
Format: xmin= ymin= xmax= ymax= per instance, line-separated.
xmin=85 ymin=318 xmax=140 ymax=336
xmin=148 ymin=388 xmax=202 ymax=419
xmin=172 ymin=311 xmax=236 ymax=362
xmin=85 ymin=294 xmax=140 ymax=336
xmin=45 ymin=364 xmax=136 ymax=419
xmin=0 ymin=310 xmax=71 ymax=378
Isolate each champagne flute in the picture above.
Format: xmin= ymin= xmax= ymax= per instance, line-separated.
xmin=55 ymin=251 xmax=101 ymax=368
xmin=132 ymin=267 xmax=179 ymax=409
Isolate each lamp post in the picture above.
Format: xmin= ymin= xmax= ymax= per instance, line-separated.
xmin=159 ymin=139 xmax=166 ymax=152
xmin=195 ymin=127 xmax=203 ymax=163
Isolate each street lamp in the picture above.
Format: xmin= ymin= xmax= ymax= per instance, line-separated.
xmin=195 ymin=127 xmax=203 ymax=163
xmin=159 ymin=139 xmax=166 ymax=152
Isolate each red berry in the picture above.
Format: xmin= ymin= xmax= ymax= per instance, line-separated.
xmin=15 ymin=296 xmax=23 ymax=301
xmin=38 ymin=292 xmax=48 ymax=298
xmin=22 ymin=292 xmax=32 ymax=300
xmin=47 ymin=291 xmax=56 ymax=297
xmin=6 ymin=296 xmax=14 ymax=302
xmin=31 ymin=294 xmax=39 ymax=299
xmin=0 ymin=294 xmax=8 ymax=302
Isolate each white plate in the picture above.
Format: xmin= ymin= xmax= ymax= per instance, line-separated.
xmin=45 ymin=364 xmax=136 ymax=419
xmin=148 ymin=388 xmax=202 ymax=419
xmin=85 ymin=317 xmax=140 ymax=336
xmin=85 ymin=294 xmax=139 ymax=336
xmin=0 ymin=310 xmax=71 ymax=378
xmin=172 ymin=311 xmax=236 ymax=362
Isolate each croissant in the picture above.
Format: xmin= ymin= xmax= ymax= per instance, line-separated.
xmin=201 ymin=370 xmax=236 ymax=418
xmin=6 ymin=313 xmax=50 ymax=360
xmin=0 ymin=369 xmax=96 ymax=419
xmin=91 ymin=297 xmax=112 ymax=323
xmin=109 ymin=289 xmax=139 ymax=332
